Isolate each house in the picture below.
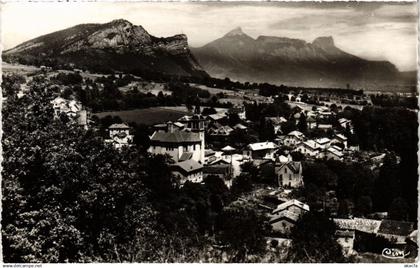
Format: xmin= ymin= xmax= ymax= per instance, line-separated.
xmin=332 ymin=134 xmax=348 ymax=148
xmin=208 ymin=124 xmax=234 ymax=139
xmin=203 ymin=165 xmax=232 ymax=187
xmin=333 ymin=218 xmax=356 ymax=256
xmin=266 ymin=116 xmax=287 ymax=135
xmin=51 ymin=97 xmax=83 ymax=118
xmin=51 ymin=97 xmax=88 ymax=128
xmin=335 ymin=230 xmax=355 ymax=256
xmin=275 ymin=161 xmax=303 ymax=188
xmin=283 ymin=130 xmax=305 ymax=147
xmin=377 ymin=220 xmax=414 ymax=244
xmin=229 ymin=105 xmax=246 ymax=120
xmin=338 ymin=118 xmax=354 ymax=133
xmin=315 ymin=137 xmax=332 ymax=150
xmin=245 ymin=141 xmax=278 ymax=160
xmin=317 ymin=123 xmax=333 ymax=130
xmin=269 ymin=210 xmax=301 ymax=235
xmin=104 ymin=123 xmax=134 ymax=149
xmin=272 ymin=199 xmax=310 ymax=215
xmin=307 ymin=116 xmax=317 ymax=129
xmin=172 ymin=159 xmax=203 ymax=184
xmin=295 ymin=140 xmax=319 ymax=157
xmin=77 ymin=109 xmax=90 ymax=130
xmin=233 ymin=123 xmax=247 ymax=131
xmin=270 ymin=199 xmax=309 ymax=235
xmin=207 ymin=112 xmax=227 ymax=122
xmin=326 ymin=147 xmax=344 ymax=161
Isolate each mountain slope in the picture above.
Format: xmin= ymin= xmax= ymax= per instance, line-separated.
xmin=191 ymin=28 xmax=415 ymax=89
xmin=4 ymin=19 xmax=208 ymax=78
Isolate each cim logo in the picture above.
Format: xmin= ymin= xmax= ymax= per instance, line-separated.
xmin=382 ymin=248 xmax=410 ymax=259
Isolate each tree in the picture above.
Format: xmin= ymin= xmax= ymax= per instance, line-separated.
xmin=230 ymin=173 xmax=253 ymax=197
xmin=297 ymin=113 xmax=308 ymax=133
xmin=287 ymin=212 xmax=345 ymax=263
xmin=388 ymin=197 xmax=409 ymax=221
xmin=217 ymin=201 xmax=270 ymax=261
xmin=1 ymin=82 xmax=178 ymax=262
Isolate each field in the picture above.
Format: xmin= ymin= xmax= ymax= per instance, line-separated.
xmin=93 ymin=106 xmax=190 ymax=126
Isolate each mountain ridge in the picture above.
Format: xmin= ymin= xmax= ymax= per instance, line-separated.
xmin=3 ymin=19 xmax=208 ymax=78
xmin=191 ymin=28 xmax=415 ymax=89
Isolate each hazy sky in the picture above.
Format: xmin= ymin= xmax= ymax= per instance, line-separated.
xmin=1 ymin=1 xmax=418 ymax=71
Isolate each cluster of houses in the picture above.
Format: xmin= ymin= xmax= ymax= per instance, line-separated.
xmin=50 ymin=96 xmax=89 ymax=129
xmin=46 ymin=76 xmax=416 ymax=260
xmin=264 ymin=198 xmax=417 ymax=258
xmin=281 ymin=130 xmax=348 ymax=161
xmin=333 ymin=217 xmax=417 ymax=256
xmin=285 ymin=91 xmax=373 ymax=107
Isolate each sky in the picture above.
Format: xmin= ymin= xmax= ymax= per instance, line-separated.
xmin=1 ymin=1 xmax=418 ymax=71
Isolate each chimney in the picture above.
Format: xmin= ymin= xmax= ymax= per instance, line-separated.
xmin=167 ymin=121 xmax=174 ymax=133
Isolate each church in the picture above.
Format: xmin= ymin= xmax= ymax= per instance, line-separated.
xmin=148 ymin=107 xmax=205 ymax=184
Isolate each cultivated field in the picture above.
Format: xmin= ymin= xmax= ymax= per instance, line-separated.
xmin=93 ymin=106 xmax=190 ymax=125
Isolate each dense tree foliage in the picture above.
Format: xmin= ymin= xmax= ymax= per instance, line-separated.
xmin=287 ymin=212 xmax=345 ymax=263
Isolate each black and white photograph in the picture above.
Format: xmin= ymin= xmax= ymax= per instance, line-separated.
xmin=1 ymin=1 xmax=418 ymax=264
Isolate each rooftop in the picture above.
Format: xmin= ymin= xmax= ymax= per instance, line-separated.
xmin=378 ymin=220 xmax=414 ymax=237
xmin=150 ymin=129 xmax=201 ymax=143
xmin=109 ymin=123 xmax=130 ymax=129
xmin=273 ymin=199 xmax=309 ymax=214
xmin=277 ymin=161 xmax=302 ymax=174
xmin=248 ymin=141 xmax=278 ymax=151
xmin=172 ymin=159 xmax=203 ymax=173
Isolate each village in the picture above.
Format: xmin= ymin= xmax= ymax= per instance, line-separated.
xmin=15 ymin=65 xmax=415 ymax=261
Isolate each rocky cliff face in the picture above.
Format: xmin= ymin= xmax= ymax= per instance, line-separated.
xmin=191 ymin=28 xmax=413 ymax=89
xmin=4 ymin=19 xmax=207 ymax=78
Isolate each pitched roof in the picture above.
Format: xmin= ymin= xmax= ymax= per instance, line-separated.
xmin=335 ymin=230 xmax=355 ymax=238
xmin=266 ymin=116 xmax=287 ymax=125
xmin=109 ymin=123 xmax=130 ymax=129
xmin=172 ymin=159 xmax=203 ymax=173
xmin=208 ymin=113 xmax=227 ymax=121
xmin=287 ymin=130 xmax=304 ymax=139
xmin=234 ymin=123 xmax=247 ymax=130
xmin=338 ymin=118 xmax=351 ymax=124
xmin=327 ymin=147 xmax=344 ymax=157
xmin=203 ymin=165 xmax=230 ymax=175
xmin=316 ymin=137 xmax=331 ymax=145
xmin=173 ymin=122 xmax=184 ymax=128
xmin=299 ymin=140 xmax=318 ymax=150
xmin=335 ymin=134 xmax=347 ymax=141
xmin=378 ymin=220 xmax=414 ymax=237
xmin=277 ymin=161 xmax=302 ymax=173
xmin=334 ymin=218 xmax=355 ymax=230
xmin=273 ymin=199 xmax=309 ymax=214
xmin=353 ymin=217 xmax=382 ymax=233
xmin=150 ymin=130 xmax=201 ymax=143
xmin=222 ymin=145 xmax=236 ymax=151
xmin=205 ymin=149 xmax=216 ymax=157
xmin=179 ymin=152 xmax=193 ymax=161
xmin=270 ymin=210 xmax=300 ymax=224
xmin=248 ymin=141 xmax=278 ymax=151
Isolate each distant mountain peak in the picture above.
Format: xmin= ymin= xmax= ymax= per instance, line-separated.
xmin=109 ymin=18 xmax=133 ymax=26
xmin=312 ymin=36 xmax=335 ymax=48
xmin=224 ymin=27 xmax=246 ymax=37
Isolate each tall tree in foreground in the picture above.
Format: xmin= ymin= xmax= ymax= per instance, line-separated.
xmin=287 ymin=212 xmax=345 ymax=263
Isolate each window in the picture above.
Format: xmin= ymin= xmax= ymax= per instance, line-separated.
xmin=285 ymin=168 xmax=287 ymax=174
xmin=289 ymin=174 xmax=292 ymax=180
xmin=193 ymin=144 xmax=196 ymax=150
